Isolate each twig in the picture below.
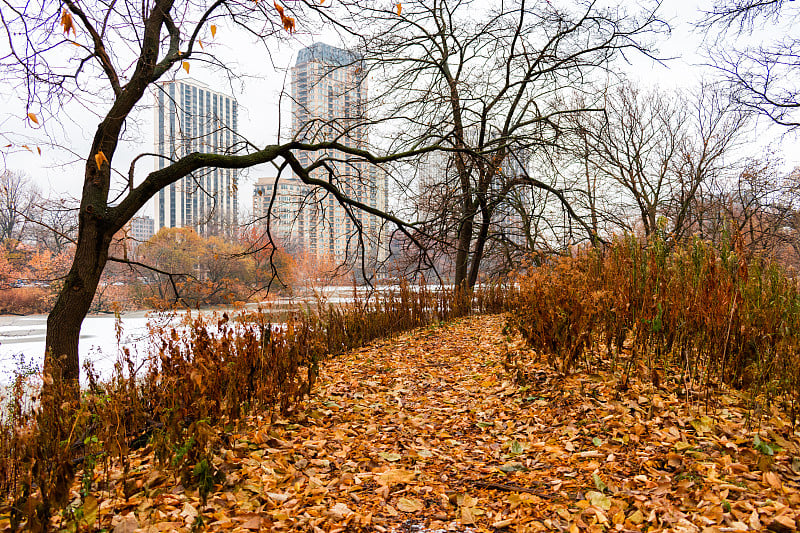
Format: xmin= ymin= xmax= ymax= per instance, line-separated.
xmin=466 ymin=479 xmax=557 ymax=499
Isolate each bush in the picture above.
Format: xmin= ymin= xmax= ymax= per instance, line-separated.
xmin=507 ymin=234 xmax=800 ymax=422
xmin=0 ymin=287 xmax=51 ymax=314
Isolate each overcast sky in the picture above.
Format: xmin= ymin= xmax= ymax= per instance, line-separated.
xmin=1 ymin=0 xmax=797 ymax=219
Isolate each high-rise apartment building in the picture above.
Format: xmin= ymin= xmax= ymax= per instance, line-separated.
xmin=154 ymin=79 xmax=238 ymax=236
xmin=252 ymin=175 xmax=306 ymax=242
xmin=129 ymin=215 xmax=155 ymax=244
xmin=254 ymin=43 xmax=388 ymax=271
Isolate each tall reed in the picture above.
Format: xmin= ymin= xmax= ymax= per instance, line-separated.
xmin=508 ymin=233 xmax=800 ymax=421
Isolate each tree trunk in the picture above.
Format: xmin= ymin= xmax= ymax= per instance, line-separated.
xmin=44 ymin=213 xmax=111 ymax=384
xmin=454 ymin=214 xmax=473 ymax=289
xmin=467 ymin=213 xmax=490 ymax=290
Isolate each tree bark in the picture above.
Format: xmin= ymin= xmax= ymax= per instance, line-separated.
xmin=467 ymin=209 xmax=491 ymax=290
xmin=45 ymin=213 xmax=112 ymax=382
xmin=454 ymin=214 xmax=473 ymax=289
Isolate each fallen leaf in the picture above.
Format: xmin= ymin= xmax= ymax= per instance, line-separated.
xmin=461 ymin=506 xmax=476 ymax=525
xmin=241 ymin=516 xmax=262 ymax=530
xmin=180 ymin=502 xmax=198 ymax=521
xmin=629 ymin=509 xmax=644 ymax=524
xmin=113 ymin=515 xmax=139 ymax=533
xmin=499 ymin=462 xmax=525 ymax=473
xmin=379 ymin=451 xmax=402 ymax=462
xmin=770 ymin=515 xmax=797 ymax=532
xmin=329 ymin=502 xmax=353 ymax=519
xmin=749 ymin=510 xmax=762 ymax=530
xmin=509 ymin=439 xmax=524 ymax=454
xmin=82 ymin=495 xmax=98 ymax=527
xmin=377 ymin=468 xmax=415 ymax=486
xmin=691 ymin=416 xmax=714 ymax=434
xmin=396 ymin=497 xmax=423 ymax=512
xmin=585 ymin=491 xmax=611 ymax=511
xmin=765 ymin=471 xmax=782 ymax=490
xmin=593 ymin=472 xmax=608 ymax=492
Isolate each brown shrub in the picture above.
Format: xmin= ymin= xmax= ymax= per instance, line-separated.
xmin=0 ymin=287 xmax=51 ymax=315
xmin=507 ymin=233 xmax=800 ymax=422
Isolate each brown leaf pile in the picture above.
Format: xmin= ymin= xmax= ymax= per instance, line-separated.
xmin=9 ymin=314 xmax=800 ymax=532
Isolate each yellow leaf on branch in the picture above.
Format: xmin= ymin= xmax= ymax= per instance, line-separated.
xmin=396 ymin=2 xmax=401 ymax=15
xmin=274 ymin=3 xmax=296 ymax=33
xmin=210 ymin=24 xmax=217 ymax=38
xmin=182 ymin=61 xmax=190 ymax=74
xmin=198 ymin=40 xmax=204 ymax=50
xmin=94 ymin=151 xmax=108 ymax=170
xmin=27 ymin=113 xmax=39 ymax=125
xmin=60 ymin=9 xmax=76 ymax=36
xmin=37 ymin=146 xmax=42 ymax=155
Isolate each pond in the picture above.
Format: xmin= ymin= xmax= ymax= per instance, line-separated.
xmin=0 ymin=310 xmax=183 ymax=383
xmin=0 ymin=285 xmax=440 ymax=384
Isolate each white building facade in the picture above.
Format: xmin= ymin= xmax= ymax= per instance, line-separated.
xmin=252 ymin=175 xmax=307 ymax=243
xmin=153 ymin=79 xmax=238 ymax=236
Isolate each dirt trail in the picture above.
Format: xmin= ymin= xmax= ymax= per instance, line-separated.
xmin=53 ymin=315 xmax=800 ymax=532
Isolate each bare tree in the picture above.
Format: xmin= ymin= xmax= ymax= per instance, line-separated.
xmin=27 ymin=197 xmax=79 ymax=255
xmin=554 ymin=84 xmax=746 ymax=240
xmin=346 ymin=0 xmax=665 ymax=289
xmin=0 ymin=170 xmax=36 ymax=247
xmin=667 ymin=85 xmax=749 ymax=241
xmin=686 ymin=155 xmax=800 ymax=264
xmin=700 ymin=1 xmax=800 ymax=129
xmin=0 ymin=0 xmax=420 ymax=384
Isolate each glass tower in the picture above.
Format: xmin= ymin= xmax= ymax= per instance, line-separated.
xmin=153 ymin=79 xmax=239 ymax=236
xmin=275 ymin=42 xmax=388 ymax=269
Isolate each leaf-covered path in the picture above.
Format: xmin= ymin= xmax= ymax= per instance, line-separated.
xmin=82 ymin=315 xmax=800 ymax=532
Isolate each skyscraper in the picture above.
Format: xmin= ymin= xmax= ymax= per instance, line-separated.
xmin=154 ymin=79 xmax=239 ymax=236
xmin=255 ymin=43 xmax=388 ymax=270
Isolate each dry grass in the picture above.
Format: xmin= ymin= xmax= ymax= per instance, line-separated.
xmin=507 ymin=234 xmax=800 ymax=424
